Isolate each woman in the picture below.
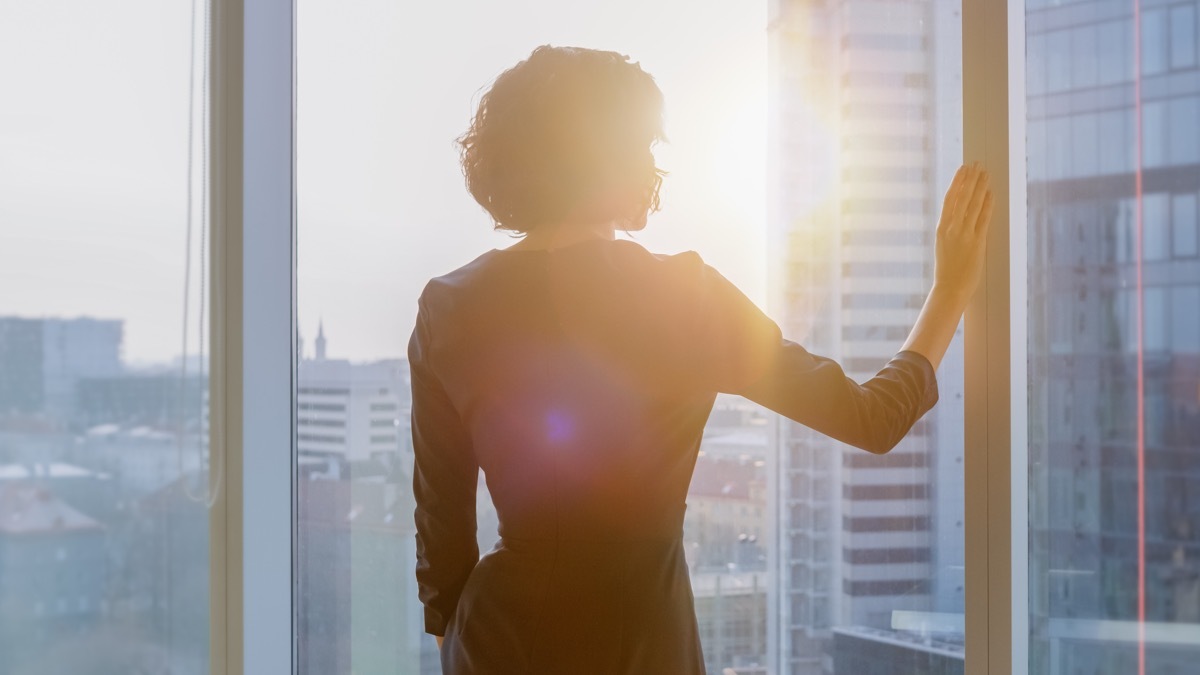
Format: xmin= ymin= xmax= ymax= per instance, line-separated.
xmin=410 ymin=45 xmax=992 ymax=674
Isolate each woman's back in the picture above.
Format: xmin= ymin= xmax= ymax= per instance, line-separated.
xmin=416 ymin=239 xmax=773 ymax=540
xmin=412 ymin=239 xmax=751 ymax=673
xmin=410 ymin=237 xmax=940 ymax=673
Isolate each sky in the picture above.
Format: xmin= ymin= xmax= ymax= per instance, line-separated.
xmin=0 ymin=0 xmax=768 ymax=364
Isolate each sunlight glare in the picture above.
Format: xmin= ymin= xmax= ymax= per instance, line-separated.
xmin=712 ymin=95 xmax=767 ymax=228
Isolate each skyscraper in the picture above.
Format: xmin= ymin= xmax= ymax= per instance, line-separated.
xmin=1025 ymin=1 xmax=1200 ymax=671
xmin=0 ymin=317 xmax=123 ymax=426
xmin=766 ymin=1 xmax=964 ymax=672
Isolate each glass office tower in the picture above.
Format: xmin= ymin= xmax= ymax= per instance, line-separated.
xmin=1026 ymin=1 xmax=1200 ymax=672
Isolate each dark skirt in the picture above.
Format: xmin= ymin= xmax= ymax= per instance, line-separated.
xmin=440 ymin=536 xmax=706 ymax=674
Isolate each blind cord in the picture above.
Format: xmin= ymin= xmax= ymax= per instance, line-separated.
xmin=179 ymin=0 xmax=220 ymax=509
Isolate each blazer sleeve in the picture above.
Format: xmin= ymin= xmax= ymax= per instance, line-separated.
xmin=408 ymin=296 xmax=479 ymax=636
xmin=693 ymin=261 xmax=940 ymax=455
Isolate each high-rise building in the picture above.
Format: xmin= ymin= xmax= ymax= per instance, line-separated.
xmin=296 ymin=325 xmax=410 ymax=466
xmin=1025 ymin=1 xmax=1200 ymax=671
xmin=0 ymin=317 xmax=123 ymax=426
xmin=767 ymin=1 xmax=964 ymax=672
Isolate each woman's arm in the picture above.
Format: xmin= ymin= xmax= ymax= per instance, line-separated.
xmin=735 ymin=341 xmax=940 ymax=455
xmin=901 ymin=162 xmax=993 ymax=370
xmin=409 ymin=297 xmax=480 ymax=641
xmin=713 ymin=163 xmax=993 ymax=454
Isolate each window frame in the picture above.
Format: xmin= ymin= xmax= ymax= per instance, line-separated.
xmin=207 ymin=0 xmax=1028 ymax=673
xmin=210 ymin=0 xmax=296 ymax=673
xmin=962 ymin=1 xmax=1027 ymax=674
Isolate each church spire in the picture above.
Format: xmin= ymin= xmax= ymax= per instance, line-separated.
xmin=315 ymin=320 xmax=327 ymax=360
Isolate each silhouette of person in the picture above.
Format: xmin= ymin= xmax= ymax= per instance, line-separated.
xmin=409 ymin=45 xmax=993 ymax=674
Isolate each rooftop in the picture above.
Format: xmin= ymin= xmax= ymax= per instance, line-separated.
xmin=0 ymin=462 xmax=107 ymax=481
xmin=0 ymin=483 xmax=103 ymax=535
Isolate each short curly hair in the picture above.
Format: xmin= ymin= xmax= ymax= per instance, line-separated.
xmin=458 ymin=46 xmax=667 ymax=234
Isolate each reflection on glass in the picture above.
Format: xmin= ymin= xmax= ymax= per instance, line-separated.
xmin=1027 ymin=1 xmax=1200 ymax=672
xmin=0 ymin=2 xmax=211 ymax=674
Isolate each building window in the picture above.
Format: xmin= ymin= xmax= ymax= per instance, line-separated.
xmin=298 ymin=403 xmax=346 ymax=412
xmin=1173 ymin=193 xmax=1199 ymax=258
xmin=1143 ymin=8 xmax=1169 ymax=75
xmin=1170 ymin=4 xmax=1198 ymax=71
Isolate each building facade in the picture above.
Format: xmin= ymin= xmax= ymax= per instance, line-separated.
xmin=0 ymin=317 xmax=123 ymax=427
xmin=0 ymin=483 xmax=107 ymax=671
xmin=1026 ymin=1 xmax=1200 ymax=672
xmin=767 ymin=1 xmax=965 ymax=672
xmin=297 ymin=324 xmax=410 ymax=467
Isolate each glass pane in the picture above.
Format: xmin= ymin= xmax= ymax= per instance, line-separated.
xmin=1027 ymin=2 xmax=1200 ymax=673
xmin=296 ymin=4 xmax=770 ymax=672
xmin=1142 ymin=8 xmax=1169 ymax=75
xmin=770 ymin=1 xmax=964 ymax=673
xmin=0 ymin=2 xmax=212 ymax=674
xmin=1170 ymin=5 xmax=1198 ymax=71
xmin=297 ymin=1 xmax=962 ymax=674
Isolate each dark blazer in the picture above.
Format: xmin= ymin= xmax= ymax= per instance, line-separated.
xmin=409 ymin=238 xmax=938 ymax=674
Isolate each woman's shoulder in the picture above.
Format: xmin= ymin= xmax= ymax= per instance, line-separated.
xmin=420 ymin=249 xmax=502 ymax=297
xmin=613 ymin=239 xmax=705 ymax=270
xmin=423 ymin=240 xmax=709 ymax=297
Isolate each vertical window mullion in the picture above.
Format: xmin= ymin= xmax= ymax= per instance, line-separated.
xmin=962 ymin=0 xmax=1022 ymax=673
xmin=211 ymin=0 xmax=296 ymax=674
xmin=1007 ymin=0 xmax=1029 ymax=671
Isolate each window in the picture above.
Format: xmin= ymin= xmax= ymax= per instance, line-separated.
xmin=1172 ymin=287 xmax=1200 ymax=350
xmin=1170 ymin=5 xmax=1198 ymax=70
xmin=295 ymin=1 xmax=962 ymax=673
xmin=0 ymin=1 xmax=211 ymax=673
xmin=1143 ymin=8 xmax=1169 ymax=75
xmin=1169 ymin=97 xmax=1200 ymax=166
xmin=1047 ymin=29 xmax=1072 ymax=92
xmin=1098 ymin=20 xmax=1133 ymax=86
xmin=1027 ymin=4 xmax=1200 ymax=672
xmin=1173 ymin=193 xmax=1199 ymax=258
xmin=773 ymin=1 xmax=966 ymax=671
xmin=295 ymin=2 xmax=778 ymax=673
xmin=1072 ymin=24 xmax=1099 ymax=89
xmin=1071 ymin=112 xmax=1099 ymax=177
xmin=1145 ymin=194 xmax=1171 ymax=261
xmin=1098 ymin=109 xmax=1133 ymax=175
xmin=1142 ymin=101 xmax=1169 ymax=168
xmin=22 ymin=1 xmax=1198 ymax=673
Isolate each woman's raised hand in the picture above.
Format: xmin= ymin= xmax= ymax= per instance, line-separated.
xmin=933 ymin=162 xmax=994 ymax=307
xmin=899 ymin=162 xmax=995 ymax=371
